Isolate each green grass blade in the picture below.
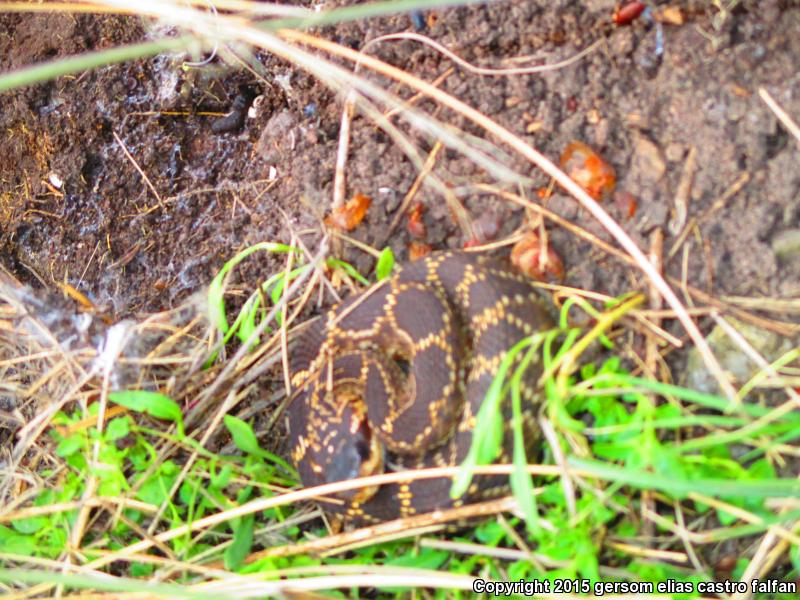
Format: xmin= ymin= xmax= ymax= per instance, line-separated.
xmin=207 ymin=242 xmax=300 ymax=345
xmin=509 ymin=348 xmax=540 ymax=532
xmin=569 ymin=457 xmax=800 ymax=498
xmin=451 ymin=335 xmax=543 ymax=499
xmin=224 ymin=513 xmax=255 ymax=571
xmin=0 ymin=36 xmax=189 ymax=92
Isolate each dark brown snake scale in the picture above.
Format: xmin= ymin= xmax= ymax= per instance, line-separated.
xmin=287 ymin=251 xmax=554 ymax=524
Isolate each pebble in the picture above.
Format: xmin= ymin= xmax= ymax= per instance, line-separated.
xmin=664 ymin=142 xmax=684 ymax=163
xmin=255 ymin=111 xmax=296 ymax=161
xmin=633 ymin=135 xmax=666 ymax=182
xmin=472 ymin=210 xmax=501 ymax=242
xmin=772 ymin=229 xmax=800 ymax=263
xmin=684 ymin=318 xmax=794 ymax=395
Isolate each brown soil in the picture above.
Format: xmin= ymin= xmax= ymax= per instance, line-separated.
xmin=1 ymin=2 xmax=798 ymax=341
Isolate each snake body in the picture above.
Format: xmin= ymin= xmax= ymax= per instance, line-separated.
xmin=287 ymin=251 xmax=553 ymax=524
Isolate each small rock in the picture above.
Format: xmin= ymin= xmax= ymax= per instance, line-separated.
xmin=664 ymin=142 xmax=684 ymax=163
xmin=593 ymin=118 xmax=611 ymax=148
xmin=633 ymin=135 xmax=666 ymax=182
xmin=380 ymin=188 xmax=401 ymax=214
xmin=255 ymin=111 xmax=296 ymax=161
xmin=472 ymin=210 xmax=501 ymax=242
xmin=726 ymin=97 xmax=747 ymax=122
xmin=772 ymin=229 xmax=800 ymax=263
xmin=685 ymin=318 xmax=794 ymax=395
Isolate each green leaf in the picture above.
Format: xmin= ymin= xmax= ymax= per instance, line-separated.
xmin=109 ymin=391 xmax=183 ymax=431
xmin=105 ymin=417 xmax=130 ymax=441
xmin=387 ymin=549 xmax=448 ymax=570
xmin=223 ymin=416 xmax=296 ymax=475
xmin=375 ymin=247 xmax=395 ymax=280
xmin=224 ymin=514 xmax=254 ymax=571
xmin=224 ymin=415 xmax=262 ymax=456
xmin=135 ymin=462 xmax=179 ymax=506
xmin=129 ymin=562 xmax=154 ymax=577
xmin=326 ymin=259 xmax=370 ymax=285
xmin=11 ymin=516 xmax=47 ymax=535
xmin=56 ymin=434 xmax=84 ymax=458
xmin=0 ymin=526 xmax=38 ymax=555
xmin=475 ymin=520 xmax=506 ymax=545
xmin=211 ymin=463 xmax=234 ymax=488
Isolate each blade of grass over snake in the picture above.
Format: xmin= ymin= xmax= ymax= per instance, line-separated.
xmin=451 ymin=335 xmax=544 ymax=499
xmin=509 ymin=347 xmax=541 ymax=533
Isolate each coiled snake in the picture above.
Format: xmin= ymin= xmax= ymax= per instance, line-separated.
xmin=288 ymin=252 xmax=553 ymax=524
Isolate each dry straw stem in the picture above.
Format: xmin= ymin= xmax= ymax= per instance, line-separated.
xmin=111 ymin=130 xmax=164 ymax=209
xmin=368 ymin=31 xmax=602 ymax=76
xmin=759 ymin=86 xmax=800 ymax=146
xmin=229 ymin=496 xmax=517 ymax=562
xmin=420 ymin=536 xmax=561 ymax=566
xmin=0 ymin=0 xmax=313 ymax=17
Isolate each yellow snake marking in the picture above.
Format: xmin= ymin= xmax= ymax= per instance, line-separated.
xmin=287 ymin=252 xmax=553 ymax=525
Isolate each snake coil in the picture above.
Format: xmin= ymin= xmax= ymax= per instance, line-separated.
xmin=288 ymin=252 xmax=553 ymax=524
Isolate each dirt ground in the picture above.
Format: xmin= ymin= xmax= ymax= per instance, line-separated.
xmin=1 ymin=1 xmax=798 ymax=340
xmin=1 ymin=0 xmax=800 ymax=589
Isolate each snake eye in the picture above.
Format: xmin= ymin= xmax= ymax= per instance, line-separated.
xmin=355 ymin=436 xmax=372 ymax=461
xmin=391 ymin=353 xmax=411 ymax=376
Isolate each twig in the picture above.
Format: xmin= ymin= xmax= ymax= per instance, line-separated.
xmin=668 ymin=146 xmax=696 ymax=236
xmin=668 ymin=171 xmax=750 ymax=260
xmin=385 ymin=140 xmax=444 ymax=238
xmin=332 ymin=91 xmax=355 ymax=212
xmin=759 ymin=87 xmax=800 ymax=146
xmin=646 ymin=229 xmax=664 ymax=376
xmin=368 ymin=32 xmax=601 ymax=77
xmin=112 ymin=131 xmax=164 ymax=209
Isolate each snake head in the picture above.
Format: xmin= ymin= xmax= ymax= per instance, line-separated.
xmin=324 ymin=393 xmax=385 ymax=505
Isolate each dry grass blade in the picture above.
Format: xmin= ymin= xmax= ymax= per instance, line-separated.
xmin=759 ymin=87 xmax=800 ymax=146
xmin=238 ymin=496 xmax=517 ymax=561
xmin=368 ymin=31 xmax=601 ymax=76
